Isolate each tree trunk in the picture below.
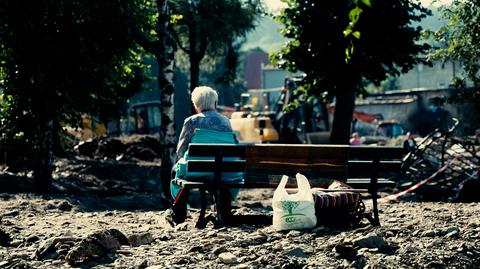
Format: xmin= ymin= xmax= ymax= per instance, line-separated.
xmin=156 ymin=0 xmax=177 ymax=200
xmin=320 ymin=103 xmax=330 ymax=131
xmin=330 ymin=87 xmax=356 ymax=144
xmin=189 ymin=55 xmax=200 ymax=93
xmin=34 ymin=120 xmax=54 ymax=193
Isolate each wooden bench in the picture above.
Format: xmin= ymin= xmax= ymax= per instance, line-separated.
xmin=171 ymin=144 xmax=404 ymax=228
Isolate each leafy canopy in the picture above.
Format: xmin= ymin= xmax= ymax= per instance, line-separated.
xmin=271 ymin=0 xmax=431 ymax=99
xmin=169 ymin=0 xmax=263 ymax=90
xmin=170 ymin=0 xmax=262 ymax=56
xmin=427 ymin=0 xmax=480 ymax=109
xmin=0 ymin=0 xmax=149 ymax=167
xmin=0 ymin=0 xmax=147 ymax=130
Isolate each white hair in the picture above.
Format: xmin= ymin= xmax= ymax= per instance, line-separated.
xmin=191 ymin=86 xmax=218 ymax=111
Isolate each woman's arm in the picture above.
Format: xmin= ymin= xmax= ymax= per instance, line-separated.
xmin=176 ymin=119 xmax=194 ymax=160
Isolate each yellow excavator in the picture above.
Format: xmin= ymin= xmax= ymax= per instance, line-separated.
xmin=229 ymin=91 xmax=280 ymax=143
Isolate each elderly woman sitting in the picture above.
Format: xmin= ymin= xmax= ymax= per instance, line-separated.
xmin=176 ymin=86 xmax=233 ymax=160
xmin=171 ymin=86 xmax=242 ymax=213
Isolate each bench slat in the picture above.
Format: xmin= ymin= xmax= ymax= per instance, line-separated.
xmin=188 ymin=144 xmax=246 ymax=158
xmin=175 ymin=179 xmax=365 ymax=191
xmin=348 ymin=160 xmax=402 ymax=177
xmin=346 ymin=178 xmax=396 ymax=188
xmin=349 ymin=146 xmax=405 ymax=159
xmin=246 ymin=144 xmax=348 ymax=180
xmin=187 ymin=160 xmax=246 ymax=172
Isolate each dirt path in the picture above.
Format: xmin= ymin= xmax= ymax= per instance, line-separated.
xmin=1 ymin=191 xmax=479 ymax=268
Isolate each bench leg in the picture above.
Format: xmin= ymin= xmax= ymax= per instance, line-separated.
xmin=172 ymin=187 xmax=190 ymax=224
xmin=195 ymin=188 xmax=209 ymax=229
xmin=371 ymin=193 xmax=380 ymax=226
xmin=214 ymin=189 xmax=233 ymax=226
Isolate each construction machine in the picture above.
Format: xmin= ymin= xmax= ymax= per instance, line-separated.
xmin=230 ymin=90 xmax=280 ymax=143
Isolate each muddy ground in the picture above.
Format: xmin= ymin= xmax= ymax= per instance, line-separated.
xmin=1 ymin=189 xmax=479 ymax=269
xmin=1 ymin=133 xmax=479 ymax=268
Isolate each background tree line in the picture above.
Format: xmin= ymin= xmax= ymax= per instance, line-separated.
xmin=0 ymin=0 xmax=262 ymax=194
xmin=1 ymin=0 xmax=478 ymax=194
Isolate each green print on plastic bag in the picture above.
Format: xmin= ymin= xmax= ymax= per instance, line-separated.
xmin=281 ymin=201 xmax=306 ymax=223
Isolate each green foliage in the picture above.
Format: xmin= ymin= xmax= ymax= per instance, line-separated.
xmin=272 ymin=0 xmax=430 ymax=97
xmin=169 ymin=0 xmax=264 ymax=90
xmin=170 ymin=0 xmax=263 ymax=55
xmin=200 ymin=41 xmax=248 ymax=106
xmin=0 ymin=0 xmax=149 ymax=170
xmin=271 ymin=0 xmax=430 ymax=143
xmin=427 ymin=0 xmax=480 ymax=110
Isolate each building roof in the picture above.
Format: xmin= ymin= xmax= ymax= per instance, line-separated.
xmin=356 ymin=95 xmax=417 ymax=106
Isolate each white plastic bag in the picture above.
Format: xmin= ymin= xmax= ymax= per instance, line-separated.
xmin=272 ymin=173 xmax=317 ymax=231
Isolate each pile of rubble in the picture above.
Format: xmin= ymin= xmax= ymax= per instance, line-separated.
xmin=0 ymin=134 xmax=164 ymax=194
xmin=74 ymin=135 xmax=163 ymax=163
xmin=398 ymin=120 xmax=480 ymax=202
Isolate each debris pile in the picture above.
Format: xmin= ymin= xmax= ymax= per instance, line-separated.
xmin=74 ymin=135 xmax=163 ymax=162
xmin=0 ymin=134 xmax=164 ymax=194
xmin=398 ymin=119 xmax=479 ymax=201
xmin=52 ymin=157 xmax=162 ymax=194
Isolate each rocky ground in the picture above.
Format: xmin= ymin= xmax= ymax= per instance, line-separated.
xmin=1 ymin=190 xmax=479 ymax=269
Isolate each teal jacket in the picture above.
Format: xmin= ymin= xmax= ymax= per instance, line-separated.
xmin=170 ymin=128 xmax=243 ymax=199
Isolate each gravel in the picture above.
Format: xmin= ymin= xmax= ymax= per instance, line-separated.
xmin=0 ymin=192 xmax=479 ymax=268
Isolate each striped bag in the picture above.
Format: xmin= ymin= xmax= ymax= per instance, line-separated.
xmin=313 ymin=180 xmax=365 ymax=226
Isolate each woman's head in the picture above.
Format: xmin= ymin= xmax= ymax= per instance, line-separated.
xmin=191 ymin=86 xmax=218 ymax=113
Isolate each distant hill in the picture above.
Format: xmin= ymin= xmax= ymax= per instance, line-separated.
xmin=243 ymin=5 xmax=445 ymax=54
xmin=242 ymin=16 xmax=285 ymax=53
xmin=417 ymin=6 xmax=446 ymax=31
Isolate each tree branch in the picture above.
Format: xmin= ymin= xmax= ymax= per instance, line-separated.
xmin=170 ymin=27 xmax=190 ymax=54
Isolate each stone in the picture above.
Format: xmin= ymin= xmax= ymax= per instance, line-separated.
xmin=446 ymin=226 xmax=460 ymax=234
xmin=312 ymin=226 xmax=327 ymax=234
xmin=26 ymin=235 xmax=40 ymax=243
xmin=286 ymin=230 xmax=303 ymax=238
xmin=10 ymin=239 xmax=23 ymax=247
xmin=128 ymin=232 xmax=154 ymax=247
xmin=65 ymin=229 xmax=128 ymax=265
xmin=45 ymin=202 xmax=57 ymax=210
xmin=426 ymin=260 xmax=445 ymax=268
xmin=426 ymin=239 xmax=443 ymax=248
xmin=0 ymin=193 xmax=13 ymax=200
xmin=217 ymin=233 xmax=234 ymax=241
xmin=248 ymin=234 xmax=268 ymax=244
xmin=0 ymin=228 xmax=11 ymax=247
xmin=352 ymin=233 xmax=387 ymax=250
xmin=158 ymin=233 xmax=173 ymax=241
xmin=57 ymin=201 xmax=73 ymax=211
xmin=36 ymin=237 xmax=76 ymax=260
xmin=421 ymin=230 xmax=436 ymax=237
xmin=446 ymin=230 xmax=459 ymax=239
xmin=146 ymin=266 xmax=164 ymax=269
xmin=1 ymin=210 xmax=19 ymax=217
xmin=283 ymin=247 xmax=309 ymax=258
xmin=401 ymin=245 xmax=419 ymax=254
xmin=188 ymin=245 xmax=203 ymax=253
xmin=385 ymin=231 xmax=395 ymax=238
xmin=212 ymin=246 xmax=227 ymax=255
xmin=206 ymin=231 xmax=217 ymax=237
xmin=333 ymin=244 xmax=357 ymax=261
xmin=174 ymin=223 xmax=189 ymax=232
xmin=219 ymin=252 xmax=238 ymax=264
xmin=135 ymin=259 xmax=149 ymax=269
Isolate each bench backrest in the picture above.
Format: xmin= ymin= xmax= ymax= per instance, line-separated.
xmin=187 ymin=143 xmax=404 ymax=186
xmin=348 ymin=146 xmax=404 ymax=179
